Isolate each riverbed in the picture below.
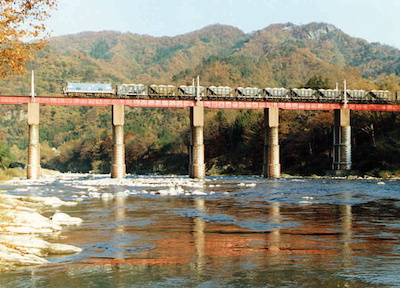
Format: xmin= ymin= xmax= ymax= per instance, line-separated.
xmin=0 ymin=174 xmax=399 ymax=287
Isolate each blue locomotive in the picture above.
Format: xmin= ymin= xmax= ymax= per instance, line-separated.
xmin=64 ymin=82 xmax=114 ymax=97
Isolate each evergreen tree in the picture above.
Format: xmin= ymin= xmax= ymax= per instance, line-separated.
xmin=305 ymin=75 xmax=330 ymax=89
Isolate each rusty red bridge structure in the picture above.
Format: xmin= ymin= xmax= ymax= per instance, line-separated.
xmin=1 ymin=95 xmax=399 ymax=179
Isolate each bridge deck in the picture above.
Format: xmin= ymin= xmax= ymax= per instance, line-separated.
xmin=1 ymin=96 xmax=400 ymax=111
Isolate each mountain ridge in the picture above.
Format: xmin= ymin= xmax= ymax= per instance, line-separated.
xmin=1 ymin=22 xmax=399 ymax=95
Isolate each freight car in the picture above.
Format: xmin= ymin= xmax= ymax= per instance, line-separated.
xmin=178 ymin=85 xmax=205 ymax=100
xmin=63 ymin=82 xmax=400 ymax=104
xmin=317 ymin=89 xmax=341 ymax=103
xmin=116 ymin=84 xmax=147 ymax=98
xmin=265 ymin=88 xmax=290 ymax=101
xmin=236 ymin=87 xmax=264 ymax=101
xmin=290 ymin=88 xmax=317 ymax=102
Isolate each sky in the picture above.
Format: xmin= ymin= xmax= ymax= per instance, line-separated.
xmin=47 ymin=0 xmax=400 ymax=48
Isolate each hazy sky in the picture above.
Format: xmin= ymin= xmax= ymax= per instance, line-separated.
xmin=47 ymin=0 xmax=400 ymax=48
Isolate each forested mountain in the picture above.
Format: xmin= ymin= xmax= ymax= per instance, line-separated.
xmin=1 ymin=22 xmax=400 ymax=95
xmin=0 ymin=22 xmax=399 ymax=176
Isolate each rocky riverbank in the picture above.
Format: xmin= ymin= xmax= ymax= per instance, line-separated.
xmin=0 ymin=192 xmax=82 ymax=271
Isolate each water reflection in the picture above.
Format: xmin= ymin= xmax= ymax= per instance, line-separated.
xmin=0 ymin=176 xmax=398 ymax=287
xmin=341 ymin=203 xmax=353 ymax=254
xmin=114 ymin=196 xmax=127 ymax=259
xmin=267 ymin=202 xmax=281 ymax=253
xmin=194 ymin=198 xmax=206 ymax=273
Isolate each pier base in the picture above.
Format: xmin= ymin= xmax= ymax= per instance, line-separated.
xmin=111 ymin=105 xmax=126 ymax=178
xmin=189 ymin=106 xmax=205 ymax=179
xmin=333 ymin=109 xmax=352 ymax=170
xmin=27 ymin=103 xmax=41 ymax=179
xmin=263 ymin=108 xmax=281 ymax=178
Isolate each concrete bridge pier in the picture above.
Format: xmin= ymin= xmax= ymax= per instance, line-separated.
xmin=189 ymin=106 xmax=205 ymax=179
xmin=27 ymin=103 xmax=41 ymax=179
xmin=263 ymin=107 xmax=281 ymax=178
xmin=333 ymin=109 xmax=352 ymax=171
xmin=111 ymin=105 xmax=126 ymax=178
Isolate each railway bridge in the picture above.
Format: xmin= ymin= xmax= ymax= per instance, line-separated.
xmin=1 ymin=95 xmax=399 ymax=179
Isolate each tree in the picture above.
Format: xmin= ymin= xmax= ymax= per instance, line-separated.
xmin=90 ymin=40 xmax=112 ymax=60
xmin=0 ymin=0 xmax=57 ymax=77
xmin=304 ymin=75 xmax=330 ymax=89
xmin=376 ymin=73 xmax=400 ymax=91
xmin=0 ymin=142 xmax=14 ymax=168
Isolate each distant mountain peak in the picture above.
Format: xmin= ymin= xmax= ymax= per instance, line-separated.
xmin=280 ymin=22 xmax=339 ymax=40
xmin=303 ymin=23 xmax=339 ymax=40
xmin=186 ymin=24 xmax=245 ymax=37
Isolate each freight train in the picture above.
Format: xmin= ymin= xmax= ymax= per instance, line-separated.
xmin=63 ymin=82 xmax=400 ymax=104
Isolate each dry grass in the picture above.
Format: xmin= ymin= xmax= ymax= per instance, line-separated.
xmin=0 ymin=168 xmax=25 ymax=182
xmin=0 ymin=168 xmax=60 ymax=183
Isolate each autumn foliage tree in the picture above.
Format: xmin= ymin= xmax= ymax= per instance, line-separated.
xmin=0 ymin=0 xmax=57 ymax=77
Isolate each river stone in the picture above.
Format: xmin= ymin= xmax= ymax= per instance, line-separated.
xmin=47 ymin=243 xmax=82 ymax=254
xmin=25 ymin=196 xmax=78 ymax=207
xmin=0 ymin=235 xmax=82 ymax=257
xmin=0 ymin=249 xmax=49 ymax=266
xmin=0 ymin=193 xmax=83 ymax=270
xmin=51 ymin=212 xmax=83 ymax=225
xmin=2 ymin=226 xmax=58 ymax=234
xmin=7 ymin=210 xmax=62 ymax=232
xmin=101 ymin=192 xmax=114 ymax=199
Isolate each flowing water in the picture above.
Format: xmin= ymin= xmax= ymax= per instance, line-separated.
xmin=0 ymin=174 xmax=399 ymax=287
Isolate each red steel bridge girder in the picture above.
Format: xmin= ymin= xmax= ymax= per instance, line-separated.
xmin=1 ymin=96 xmax=400 ymax=111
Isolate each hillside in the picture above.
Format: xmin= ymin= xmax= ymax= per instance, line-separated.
xmin=0 ymin=22 xmax=399 ymax=176
xmin=1 ymin=22 xmax=400 ymax=95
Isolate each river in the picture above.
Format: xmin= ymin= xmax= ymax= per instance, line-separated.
xmin=0 ymin=174 xmax=399 ymax=287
